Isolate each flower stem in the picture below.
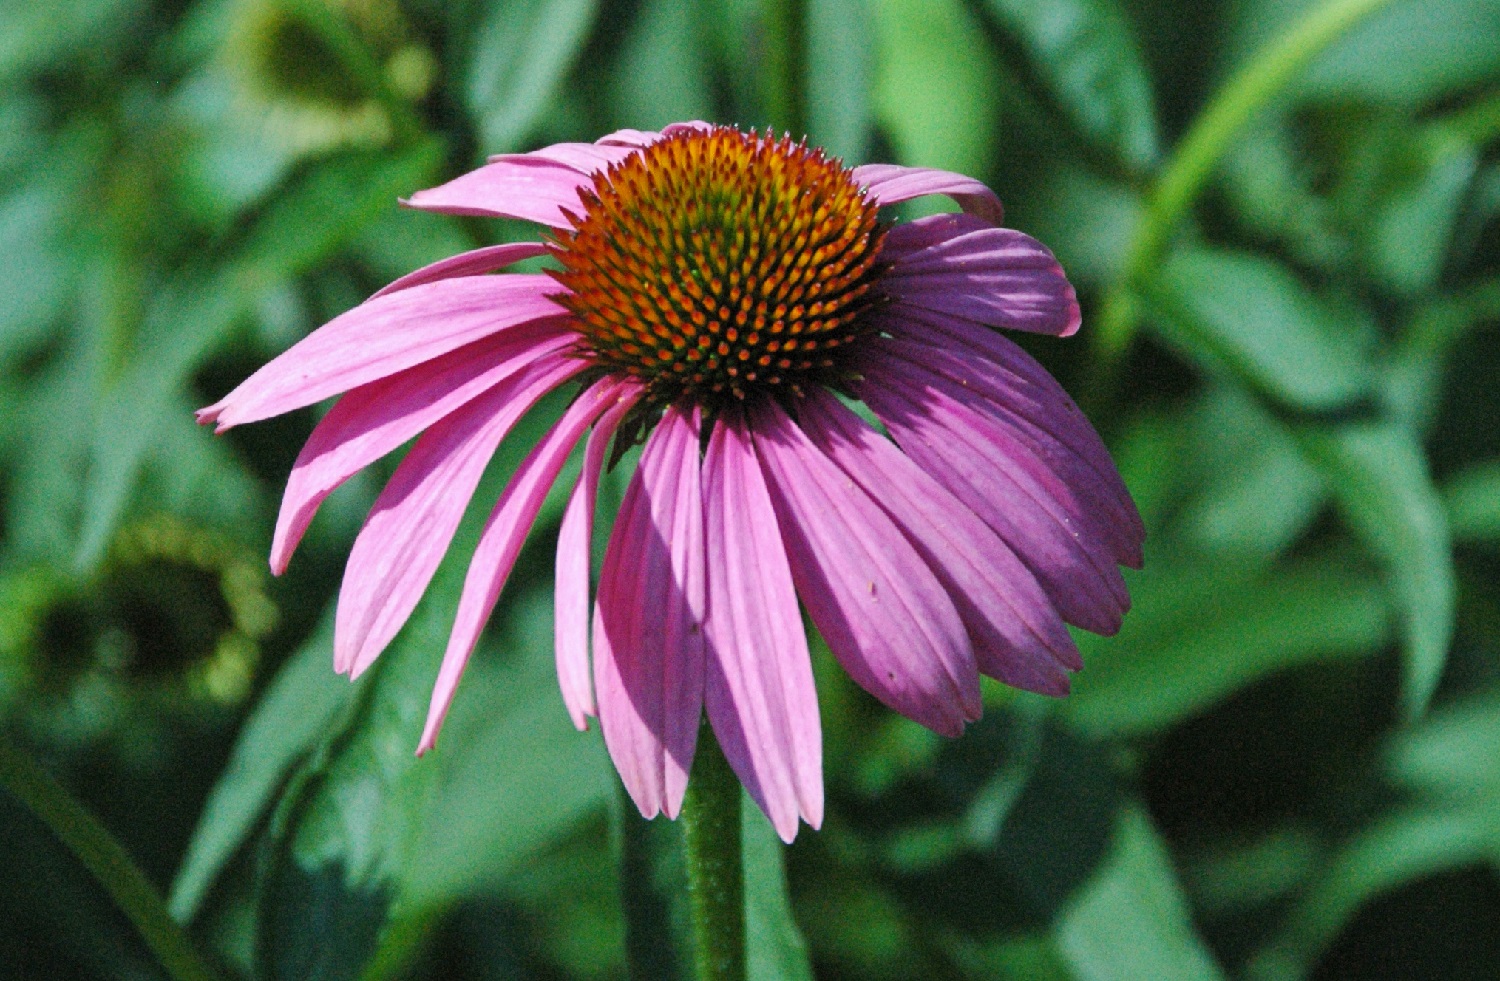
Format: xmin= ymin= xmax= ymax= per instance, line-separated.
xmin=1091 ymin=0 xmax=1400 ymax=378
xmin=681 ymin=724 xmax=746 ymax=981
xmin=0 ymin=736 xmax=224 ymax=981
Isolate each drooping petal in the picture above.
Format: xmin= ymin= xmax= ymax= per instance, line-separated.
xmin=334 ymin=355 xmax=585 ymax=677
xmin=403 ymin=157 xmax=596 ymax=228
xmin=857 ymin=361 xmax=1130 ymax=637
xmin=878 ymin=302 xmax=1143 ymax=563
xmin=881 ymin=213 xmax=1081 ymax=337
xmin=553 ymin=391 xmax=637 ymax=729
xmin=372 ymin=242 xmax=550 ymax=298
xmin=748 ymin=400 xmax=981 ymax=735
xmin=272 ymin=324 xmax=576 ymax=573
xmin=594 ymin=406 xmax=706 ymax=820
xmin=873 ymin=329 xmax=1143 ymax=567
xmin=702 ymin=409 xmax=822 ymax=842
xmin=851 ymin=163 xmax=1004 ymax=225
xmin=197 ymin=276 xmax=567 ymax=431
xmin=418 ymin=377 xmax=640 ymax=754
xmin=796 ymin=389 xmax=1079 ymax=692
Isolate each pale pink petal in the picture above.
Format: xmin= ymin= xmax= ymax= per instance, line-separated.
xmin=596 ymin=122 xmax=710 ymax=147
xmin=334 ymin=355 xmax=585 ymax=677
xmin=881 ymin=213 xmax=1081 ymax=337
xmin=702 ymin=409 xmax=822 ymax=842
xmin=197 ymin=276 xmax=567 ymax=431
xmin=873 ymin=329 xmax=1143 ymax=567
xmin=371 ymin=242 xmax=550 ymax=298
xmin=418 ymin=377 xmax=641 ymax=754
xmin=403 ymin=157 xmax=594 ymax=228
xmin=796 ymin=389 xmax=1079 ymax=693
xmin=857 ymin=361 xmax=1130 ymax=637
xmin=877 ymin=303 xmax=1143 ymax=564
xmin=748 ymin=400 xmax=980 ymax=735
xmin=852 ymin=163 xmax=1004 ymax=225
xmin=498 ymin=141 xmax=640 ymax=173
xmin=594 ymin=406 xmax=706 ymax=820
xmin=272 ymin=325 xmax=576 ymax=573
xmin=553 ymin=391 xmax=638 ymax=729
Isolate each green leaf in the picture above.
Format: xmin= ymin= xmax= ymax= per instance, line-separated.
xmin=1065 ymin=555 xmax=1390 ymax=737
xmin=605 ymin=0 xmax=713 ymax=133
xmin=805 ymin=0 xmax=876 ymax=162
xmin=1054 ymin=808 xmax=1227 ymax=981
xmin=1388 ymin=689 xmax=1500 ymax=799
xmin=465 ymin=0 xmax=598 ymax=152
xmin=1245 ymin=807 xmax=1495 ymax=981
xmin=743 ymin=798 xmax=815 ymax=981
xmin=74 ymin=141 xmax=444 ymax=571
xmin=1150 ymin=247 xmax=1373 ymax=412
xmin=979 ymin=0 xmax=1158 ymax=171
xmin=1294 ymin=424 xmax=1454 ymax=719
xmin=1444 ymin=460 xmax=1500 ymax=543
xmin=170 ymin=611 xmax=355 ymax=922
xmin=869 ymin=0 xmax=1001 ymax=178
xmin=1362 ymin=137 xmax=1476 ymax=296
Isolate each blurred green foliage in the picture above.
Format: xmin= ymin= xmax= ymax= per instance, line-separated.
xmin=1 ymin=0 xmax=1498 ymax=977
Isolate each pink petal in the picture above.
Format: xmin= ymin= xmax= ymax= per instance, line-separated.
xmin=594 ymin=406 xmax=706 ymax=820
xmin=498 ymin=141 xmax=640 ymax=173
xmin=878 ymin=302 xmax=1143 ymax=563
xmin=881 ymin=213 xmax=1081 ymax=337
xmin=197 ymin=276 xmax=567 ymax=431
xmin=748 ymin=400 xmax=981 ymax=735
xmin=874 ymin=329 xmax=1143 ymax=568
xmin=852 ymin=163 xmax=1005 ymax=225
xmin=334 ymin=354 xmax=585 ymax=677
xmin=403 ymin=157 xmax=595 ymax=228
xmin=596 ymin=122 xmax=710 ymax=147
xmin=796 ymin=389 xmax=1079 ymax=693
xmin=272 ymin=325 xmax=576 ymax=574
xmin=418 ymin=377 xmax=641 ymax=754
xmin=702 ymin=409 xmax=822 ymax=842
xmin=857 ymin=361 xmax=1130 ymax=637
xmin=553 ymin=391 xmax=637 ymax=729
xmin=371 ymin=242 xmax=550 ymax=298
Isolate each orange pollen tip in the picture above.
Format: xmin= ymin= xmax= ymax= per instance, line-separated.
xmin=548 ymin=126 xmax=887 ymax=407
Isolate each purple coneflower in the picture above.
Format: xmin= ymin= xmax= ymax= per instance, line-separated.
xmin=199 ymin=122 xmax=1143 ymax=841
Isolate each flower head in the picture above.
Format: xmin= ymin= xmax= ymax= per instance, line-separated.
xmin=198 ymin=123 xmax=1143 ymax=841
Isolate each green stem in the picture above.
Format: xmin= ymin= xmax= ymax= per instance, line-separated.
xmin=760 ymin=0 xmax=806 ymax=137
xmin=1093 ymin=0 xmax=1400 ymax=371
xmin=681 ymin=725 xmax=746 ymax=981
xmin=0 ymin=737 xmax=224 ymax=981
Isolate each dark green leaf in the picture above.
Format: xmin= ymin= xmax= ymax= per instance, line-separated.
xmin=1054 ymin=808 xmax=1227 ymax=981
xmin=743 ymin=798 xmax=815 ymax=981
xmin=870 ymin=0 xmax=1001 ymax=179
xmin=1065 ymin=555 xmax=1390 ymax=737
xmin=1150 ymin=247 xmax=1374 ymax=412
xmin=806 ymin=0 xmax=876 ymax=162
xmin=979 ymin=0 xmax=1158 ymax=171
xmin=1295 ymin=424 xmax=1454 ymax=719
xmin=466 ymin=0 xmax=599 ymax=152
xmin=605 ymin=0 xmax=713 ymax=133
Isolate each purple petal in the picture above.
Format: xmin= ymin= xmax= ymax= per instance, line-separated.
xmin=856 ymin=360 xmax=1130 ymax=636
xmin=372 ymin=242 xmax=550 ymax=298
xmin=418 ymin=377 xmax=641 ymax=754
xmin=553 ymin=392 xmax=637 ymax=730
xmin=748 ymin=400 xmax=981 ymax=735
xmin=702 ymin=409 xmax=823 ymax=842
xmin=796 ymin=389 xmax=1079 ymax=692
xmin=403 ymin=157 xmax=595 ymax=228
xmin=197 ymin=276 xmax=567 ymax=431
xmin=873 ymin=329 xmax=1143 ymax=568
xmin=594 ymin=406 xmax=706 ymax=820
xmin=852 ymin=163 xmax=1004 ymax=225
xmin=881 ymin=213 xmax=1081 ymax=337
xmin=878 ymin=303 xmax=1143 ymax=564
xmin=272 ymin=324 xmax=575 ymax=574
xmin=334 ymin=354 xmax=585 ymax=678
